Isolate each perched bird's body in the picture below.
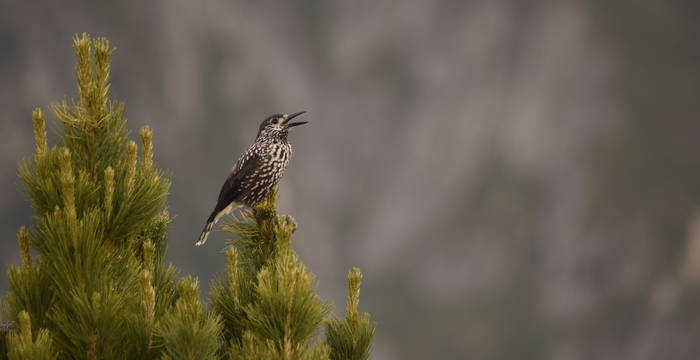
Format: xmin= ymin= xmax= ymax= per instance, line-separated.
xmin=196 ymin=112 xmax=307 ymax=246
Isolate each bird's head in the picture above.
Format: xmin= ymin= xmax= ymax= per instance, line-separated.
xmin=256 ymin=111 xmax=308 ymax=140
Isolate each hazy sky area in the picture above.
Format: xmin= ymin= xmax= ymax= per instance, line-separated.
xmin=1 ymin=1 xmax=700 ymax=359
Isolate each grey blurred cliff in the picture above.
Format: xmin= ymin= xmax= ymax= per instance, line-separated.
xmin=1 ymin=1 xmax=699 ymax=359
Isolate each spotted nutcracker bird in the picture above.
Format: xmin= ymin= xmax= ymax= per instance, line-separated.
xmin=195 ymin=111 xmax=308 ymax=246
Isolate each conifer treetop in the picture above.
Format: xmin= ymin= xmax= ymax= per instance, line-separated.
xmin=3 ymin=33 xmax=375 ymax=360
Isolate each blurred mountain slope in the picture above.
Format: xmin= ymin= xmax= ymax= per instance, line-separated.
xmin=1 ymin=1 xmax=699 ymax=359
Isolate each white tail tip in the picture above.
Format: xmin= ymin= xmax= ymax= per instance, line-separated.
xmin=195 ymin=222 xmax=214 ymax=246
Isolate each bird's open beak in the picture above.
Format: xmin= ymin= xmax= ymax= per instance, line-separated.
xmin=283 ymin=111 xmax=308 ymax=128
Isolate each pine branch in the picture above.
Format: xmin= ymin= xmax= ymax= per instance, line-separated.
xmin=213 ymin=190 xmax=348 ymax=360
xmin=326 ymin=269 xmax=376 ymax=360
xmin=155 ymin=277 xmax=222 ymax=360
xmin=6 ymin=312 xmax=56 ymax=360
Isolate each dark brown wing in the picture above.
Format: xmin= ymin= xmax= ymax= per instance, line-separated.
xmin=209 ymin=151 xmax=261 ymax=220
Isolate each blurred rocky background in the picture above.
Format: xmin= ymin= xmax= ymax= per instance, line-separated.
xmin=1 ymin=1 xmax=699 ymax=359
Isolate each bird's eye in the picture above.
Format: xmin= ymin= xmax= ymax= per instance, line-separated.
xmin=271 ymin=118 xmax=278 ymax=124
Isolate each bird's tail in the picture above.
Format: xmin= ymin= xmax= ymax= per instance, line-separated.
xmin=195 ymin=220 xmax=215 ymax=246
xmin=195 ymin=203 xmax=240 ymax=246
xmin=195 ymin=211 xmax=218 ymax=246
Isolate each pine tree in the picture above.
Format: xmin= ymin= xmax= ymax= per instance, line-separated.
xmin=2 ymin=33 xmax=375 ymax=359
xmin=5 ymin=33 xmax=179 ymax=359
xmin=209 ymin=191 xmax=377 ymax=360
